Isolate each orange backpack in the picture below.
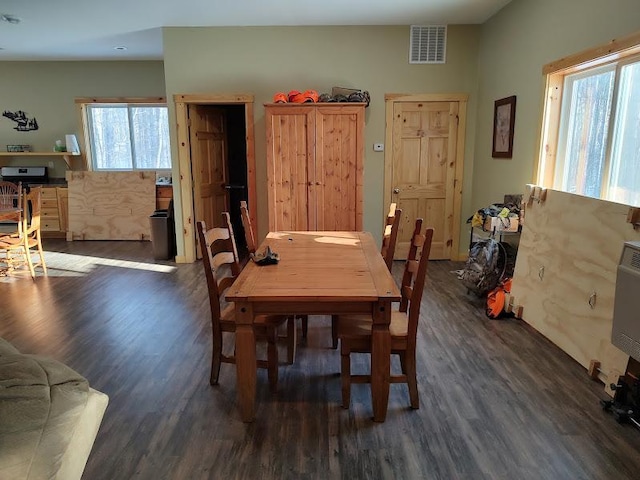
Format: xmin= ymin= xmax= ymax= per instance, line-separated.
xmin=486 ymin=277 xmax=512 ymax=319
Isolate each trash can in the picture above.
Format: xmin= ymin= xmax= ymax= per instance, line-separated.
xmin=149 ymin=210 xmax=170 ymax=260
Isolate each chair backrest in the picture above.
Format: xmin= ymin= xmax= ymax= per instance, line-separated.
xmin=380 ymin=203 xmax=402 ymax=271
xmin=24 ymin=186 xmax=42 ymax=235
xmin=240 ymin=200 xmax=257 ymax=254
xmin=196 ymin=216 xmax=242 ymax=327
xmin=0 ymin=181 xmax=22 ymax=225
xmin=398 ymin=218 xmax=434 ymax=347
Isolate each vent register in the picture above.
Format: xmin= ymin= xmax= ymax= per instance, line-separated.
xmin=410 ymin=25 xmax=447 ymax=64
xmin=612 ymin=241 xmax=640 ymax=362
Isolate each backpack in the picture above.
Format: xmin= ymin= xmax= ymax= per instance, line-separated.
xmin=486 ymin=277 xmax=513 ymax=319
xmin=460 ymin=238 xmax=514 ymax=296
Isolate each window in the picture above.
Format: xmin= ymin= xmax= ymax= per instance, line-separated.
xmin=539 ymin=33 xmax=640 ymax=206
xmin=84 ymin=102 xmax=171 ymax=171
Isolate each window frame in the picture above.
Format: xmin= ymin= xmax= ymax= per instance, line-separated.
xmin=76 ymin=97 xmax=170 ymax=172
xmin=537 ymin=31 xmax=640 ymax=203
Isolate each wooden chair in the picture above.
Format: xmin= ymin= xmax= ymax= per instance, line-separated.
xmin=197 ymin=217 xmax=291 ymax=390
xmin=239 ymin=200 xmax=257 ymax=256
xmin=337 ymin=218 xmax=434 ymax=410
xmin=0 ymin=181 xmax=23 ymax=234
xmin=240 ymin=200 xmax=308 ymax=351
xmin=331 ymin=203 xmax=402 ymax=348
xmin=0 ymin=186 xmax=47 ymax=279
xmin=380 ymin=203 xmax=402 ymax=271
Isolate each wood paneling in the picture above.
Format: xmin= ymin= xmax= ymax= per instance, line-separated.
xmin=66 ymin=171 xmax=155 ymax=240
xmin=265 ymin=103 xmax=364 ymax=232
xmin=511 ymin=188 xmax=640 ymax=387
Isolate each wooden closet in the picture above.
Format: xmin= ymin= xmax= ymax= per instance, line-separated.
xmin=265 ymin=103 xmax=365 ymax=231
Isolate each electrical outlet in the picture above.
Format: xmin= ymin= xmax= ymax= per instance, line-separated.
xmin=48 ymin=161 xmax=54 ymax=169
xmin=373 ymin=143 xmax=384 ymax=152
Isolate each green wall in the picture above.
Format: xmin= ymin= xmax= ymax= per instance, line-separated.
xmin=162 ymin=25 xmax=481 ymax=255
xmin=2 ymin=1 xmax=637 ymax=259
xmin=472 ymin=0 xmax=640 ymax=212
xmin=0 ymin=61 xmax=165 ymax=178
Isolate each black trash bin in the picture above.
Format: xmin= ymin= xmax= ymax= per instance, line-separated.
xmin=149 ymin=210 xmax=170 ymax=260
xmin=149 ymin=200 xmax=176 ymax=261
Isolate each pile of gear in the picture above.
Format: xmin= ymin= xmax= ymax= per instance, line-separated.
xmin=459 ymin=200 xmax=522 ymax=319
xmin=467 ymin=201 xmax=521 ymax=230
xmin=273 ymin=89 xmax=370 ymax=106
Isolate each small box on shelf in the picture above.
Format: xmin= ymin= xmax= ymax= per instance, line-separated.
xmin=6 ymin=144 xmax=32 ymax=152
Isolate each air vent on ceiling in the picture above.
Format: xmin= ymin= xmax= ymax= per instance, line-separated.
xmin=410 ymin=25 xmax=446 ymax=64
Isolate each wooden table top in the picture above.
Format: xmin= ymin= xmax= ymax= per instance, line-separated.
xmin=227 ymin=231 xmax=400 ymax=303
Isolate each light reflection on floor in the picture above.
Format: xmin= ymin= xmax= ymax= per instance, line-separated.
xmin=0 ymin=250 xmax=176 ymax=280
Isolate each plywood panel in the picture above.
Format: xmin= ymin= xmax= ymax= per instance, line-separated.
xmin=511 ymin=188 xmax=640 ymax=387
xmin=67 ymin=171 xmax=156 ymax=240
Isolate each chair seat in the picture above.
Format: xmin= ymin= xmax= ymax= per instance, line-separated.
xmin=0 ymin=236 xmax=36 ymax=248
xmin=337 ymin=310 xmax=408 ymax=339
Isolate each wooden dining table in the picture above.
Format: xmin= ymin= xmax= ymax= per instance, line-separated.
xmin=226 ymin=231 xmax=401 ymax=422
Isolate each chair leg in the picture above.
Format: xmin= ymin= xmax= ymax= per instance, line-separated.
xmin=331 ymin=315 xmax=339 ymax=349
xmin=286 ymin=317 xmax=297 ymax=365
xmin=300 ymin=315 xmax=308 ymax=339
xmin=37 ymin=238 xmax=47 ymax=275
xmin=267 ymin=328 xmax=279 ymax=392
xmin=399 ymin=352 xmax=407 ymax=374
xmin=210 ymin=328 xmax=223 ymax=386
xmin=404 ymin=350 xmax=419 ymax=409
xmin=340 ymin=345 xmax=351 ymax=409
xmin=24 ymin=246 xmax=36 ymax=279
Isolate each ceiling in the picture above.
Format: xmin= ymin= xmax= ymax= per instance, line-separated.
xmin=0 ymin=0 xmax=511 ymax=61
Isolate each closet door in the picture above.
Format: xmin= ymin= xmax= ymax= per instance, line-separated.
xmin=314 ymin=105 xmax=364 ymax=231
xmin=265 ymin=105 xmax=315 ymax=231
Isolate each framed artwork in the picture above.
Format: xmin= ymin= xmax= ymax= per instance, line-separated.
xmin=492 ymin=95 xmax=516 ymax=158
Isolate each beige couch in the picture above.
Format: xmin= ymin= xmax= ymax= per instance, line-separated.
xmin=0 ymin=338 xmax=108 ymax=480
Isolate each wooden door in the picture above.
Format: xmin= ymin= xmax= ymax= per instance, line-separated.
xmin=189 ymin=105 xmax=228 ymax=232
xmin=391 ymin=101 xmax=459 ymax=259
xmin=314 ymin=105 xmax=364 ymax=230
xmin=265 ymin=105 xmax=315 ymax=231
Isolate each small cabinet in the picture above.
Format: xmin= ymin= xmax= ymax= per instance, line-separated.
xmin=156 ymin=185 xmax=173 ymax=210
xmin=40 ymin=186 xmax=68 ymax=237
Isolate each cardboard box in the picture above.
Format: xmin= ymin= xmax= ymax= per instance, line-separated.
xmin=483 ymin=216 xmax=519 ymax=232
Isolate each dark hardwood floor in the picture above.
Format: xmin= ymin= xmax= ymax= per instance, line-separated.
xmin=2 ymin=239 xmax=640 ymax=479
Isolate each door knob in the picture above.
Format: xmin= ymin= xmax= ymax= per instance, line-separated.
xmin=393 ymin=188 xmax=400 ymax=194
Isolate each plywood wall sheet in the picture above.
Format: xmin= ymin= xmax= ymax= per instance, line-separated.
xmin=66 ymin=171 xmax=156 ymax=240
xmin=511 ymin=188 xmax=640 ymax=385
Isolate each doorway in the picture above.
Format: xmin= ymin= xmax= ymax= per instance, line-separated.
xmin=174 ymin=94 xmax=256 ymax=263
xmin=384 ymin=93 xmax=467 ymax=260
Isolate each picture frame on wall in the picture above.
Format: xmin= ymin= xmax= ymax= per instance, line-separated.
xmin=492 ymin=95 xmax=516 ymax=158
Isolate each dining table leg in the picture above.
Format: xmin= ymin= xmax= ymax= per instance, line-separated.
xmin=371 ymin=300 xmax=391 ymax=422
xmin=235 ymin=302 xmax=257 ymax=422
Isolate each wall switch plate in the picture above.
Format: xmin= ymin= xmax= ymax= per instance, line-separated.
xmin=48 ymin=161 xmax=54 ymax=169
xmin=373 ymin=143 xmax=384 ymax=152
